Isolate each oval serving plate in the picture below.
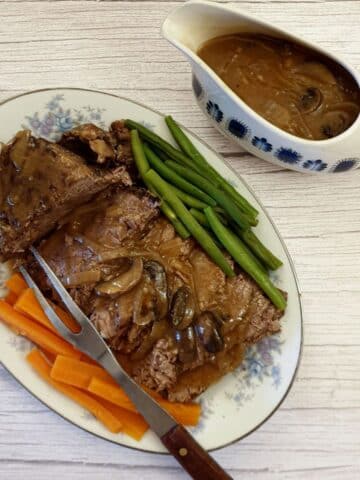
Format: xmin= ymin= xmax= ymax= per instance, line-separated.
xmin=0 ymin=88 xmax=302 ymax=453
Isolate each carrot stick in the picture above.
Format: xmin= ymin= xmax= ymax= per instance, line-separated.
xmin=14 ymin=288 xmax=58 ymax=333
xmin=80 ymin=354 xmax=99 ymax=365
xmin=100 ymin=400 xmax=149 ymax=441
xmin=51 ymin=355 xmax=115 ymax=389
xmin=88 ymin=377 xmax=136 ymax=412
xmin=51 ymin=356 xmax=149 ymax=440
xmin=5 ymin=273 xmax=27 ymax=296
xmin=0 ymin=300 xmax=81 ymax=359
xmin=14 ymin=288 xmax=80 ymax=333
xmin=39 ymin=348 xmax=57 ymax=364
xmin=27 ymin=349 xmax=122 ymax=434
xmin=88 ymin=377 xmax=201 ymax=426
xmin=51 ymin=301 xmax=81 ymax=333
xmin=4 ymin=291 xmax=17 ymax=305
xmin=60 ymin=355 xmax=162 ymax=402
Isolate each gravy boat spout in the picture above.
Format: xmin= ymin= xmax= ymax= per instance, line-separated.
xmin=162 ymin=0 xmax=360 ymax=174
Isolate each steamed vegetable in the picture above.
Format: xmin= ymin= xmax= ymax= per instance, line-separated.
xmin=165 ymin=160 xmax=255 ymax=229
xmin=234 ymin=226 xmax=283 ymax=271
xmin=131 ymin=129 xmax=190 ymax=238
xmin=145 ymin=169 xmax=235 ymax=277
xmin=144 ymin=144 xmax=216 ymax=206
xmin=50 ymin=354 xmax=199 ymax=428
xmin=5 ymin=273 xmax=27 ymax=296
xmin=130 ymin=129 xmax=150 ymax=179
xmin=126 ymin=118 xmax=258 ymax=220
xmin=189 ymin=209 xmax=268 ymax=275
xmin=0 ymin=300 xmax=82 ymax=357
xmin=125 ymin=119 xmax=198 ymax=172
xmin=189 ymin=208 xmax=208 ymax=227
xmin=204 ymin=208 xmax=287 ymax=310
xmin=0 ymin=294 xmax=201 ymax=440
xmin=165 ymin=115 xmax=258 ymax=219
xmin=160 ymin=201 xmax=190 ymax=239
xmin=27 ymin=349 xmax=123 ymax=433
xmin=88 ymin=377 xmax=201 ymax=426
xmin=51 ymin=354 xmax=115 ymax=389
xmin=4 ymin=291 xmax=17 ymax=305
xmin=15 ymin=288 xmax=80 ymax=334
xmin=100 ymin=400 xmax=149 ymax=440
xmin=169 ymin=185 xmax=210 ymax=210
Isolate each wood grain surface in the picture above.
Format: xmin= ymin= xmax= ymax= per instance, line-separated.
xmin=0 ymin=1 xmax=359 ymax=479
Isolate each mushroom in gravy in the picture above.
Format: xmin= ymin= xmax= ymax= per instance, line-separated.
xmin=198 ymin=34 xmax=360 ymax=140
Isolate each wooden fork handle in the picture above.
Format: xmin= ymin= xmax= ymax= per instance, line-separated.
xmin=162 ymin=424 xmax=233 ymax=480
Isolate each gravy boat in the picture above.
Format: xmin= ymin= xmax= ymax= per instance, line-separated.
xmin=162 ymin=0 xmax=360 ymax=174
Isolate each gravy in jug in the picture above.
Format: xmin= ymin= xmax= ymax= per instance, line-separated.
xmin=198 ymin=34 xmax=360 ymax=140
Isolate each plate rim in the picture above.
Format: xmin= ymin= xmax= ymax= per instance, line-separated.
xmin=0 ymin=87 xmax=304 ymax=453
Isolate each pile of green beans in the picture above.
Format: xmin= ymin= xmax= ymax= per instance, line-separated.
xmin=127 ymin=118 xmax=286 ymax=310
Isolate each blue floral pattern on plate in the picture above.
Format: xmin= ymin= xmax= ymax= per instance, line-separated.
xmin=275 ymin=147 xmax=302 ymax=164
xmin=227 ymin=119 xmax=250 ymax=139
xmin=302 ymin=159 xmax=327 ymax=172
xmin=7 ymin=336 xmax=33 ymax=353
xmin=22 ymin=94 xmax=106 ymax=141
xmin=206 ymin=101 xmax=223 ymax=123
xmin=191 ymin=334 xmax=283 ymax=433
xmin=332 ymin=158 xmax=359 ymax=173
xmin=252 ymin=136 xmax=273 ymax=152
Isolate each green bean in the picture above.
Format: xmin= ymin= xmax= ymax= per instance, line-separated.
xmin=231 ymin=224 xmax=283 ymax=271
xmin=187 ymin=209 xmax=223 ymax=249
xmin=165 ymin=115 xmax=259 ymax=219
xmin=130 ymin=130 xmax=190 ymax=239
xmin=205 ymin=208 xmax=286 ymax=310
xmin=165 ymin=160 xmax=254 ymax=229
xmin=125 ymin=119 xmax=199 ymax=172
xmin=152 ymin=147 xmax=170 ymax=162
xmin=143 ymin=144 xmax=216 ymax=207
xmin=160 ymin=202 xmax=191 ymax=239
xmin=189 ymin=209 xmax=267 ymax=274
xmin=130 ymin=129 xmax=150 ymax=178
xmin=189 ymin=208 xmax=208 ymax=227
xmin=145 ymin=170 xmax=235 ymax=277
xmin=169 ymin=185 xmax=209 ymax=210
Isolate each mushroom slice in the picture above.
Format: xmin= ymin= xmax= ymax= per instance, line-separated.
xmin=95 ymin=257 xmax=143 ymax=297
xmin=174 ymin=326 xmax=196 ymax=363
xmin=169 ymin=286 xmax=195 ymax=330
xmin=131 ymin=319 xmax=168 ymax=360
xmin=132 ymin=277 xmax=156 ymax=326
xmin=144 ymin=260 xmax=168 ymax=319
xmin=298 ymin=87 xmax=323 ymax=114
xmin=195 ymin=311 xmax=224 ymax=353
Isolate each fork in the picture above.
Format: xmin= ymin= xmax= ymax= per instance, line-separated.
xmin=20 ymin=246 xmax=232 ymax=480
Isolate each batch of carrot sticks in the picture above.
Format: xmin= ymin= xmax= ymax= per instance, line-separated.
xmin=0 ymin=273 xmax=201 ymax=440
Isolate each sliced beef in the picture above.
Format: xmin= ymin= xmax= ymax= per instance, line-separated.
xmin=190 ymin=249 xmax=227 ymax=311
xmin=133 ymin=338 xmax=178 ymax=392
xmin=245 ymin=292 xmax=283 ymax=343
xmin=0 ymin=130 xmax=131 ymax=261
xmin=22 ymin=176 xmax=284 ymax=404
xmin=28 ymin=186 xmax=159 ymax=312
xmin=167 ymin=342 xmax=246 ymax=403
xmin=60 ymin=121 xmax=133 ymax=168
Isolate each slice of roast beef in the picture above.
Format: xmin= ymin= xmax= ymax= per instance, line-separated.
xmin=25 ymin=184 xmax=285 ymax=404
xmin=0 ymin=130 xmax=131 ymax=261
xmin=27 ymin=186 xmax=160 ymax=312
xmin=59 ymin=121 xmax=133 ymax=168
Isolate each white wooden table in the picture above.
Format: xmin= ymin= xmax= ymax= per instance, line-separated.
xmin=0 ymin=1 xmax=359 ymax=479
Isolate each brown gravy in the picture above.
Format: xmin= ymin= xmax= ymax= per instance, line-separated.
xmin=198 ymin=34 xmax=360 ymax=140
